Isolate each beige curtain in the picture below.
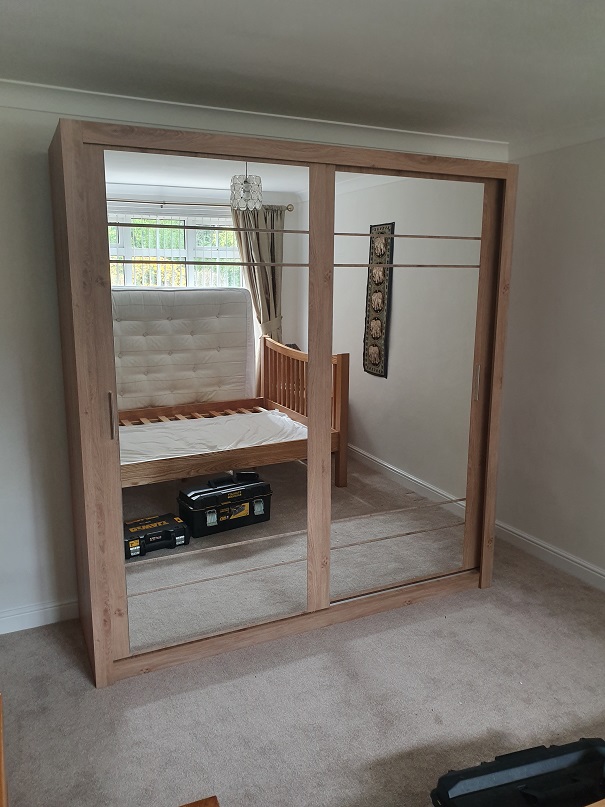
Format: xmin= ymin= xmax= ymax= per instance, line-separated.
xmin=232 ymin=205 xmax=285 ymax=343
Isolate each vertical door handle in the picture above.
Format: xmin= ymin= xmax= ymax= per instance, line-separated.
xmin=473 ymin=364 xmax=481 ymax=402
xmin=108 ymin=391 xmax=118 ymax=439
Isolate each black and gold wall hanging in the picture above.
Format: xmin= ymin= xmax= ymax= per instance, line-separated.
xmin=363 ymin=222 xmax=394 ymax=378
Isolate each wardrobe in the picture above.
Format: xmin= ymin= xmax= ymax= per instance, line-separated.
xmin=49 ymin=118 xmax=517 ymax=687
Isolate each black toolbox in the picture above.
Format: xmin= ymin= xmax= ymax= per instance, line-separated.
xmin=431 ymin=738 xmax=605 ymax=807
xmin=123 ymin=513 xmax=190 ymax=559
xmin=178 ymin=471 xmax=272 ymax=539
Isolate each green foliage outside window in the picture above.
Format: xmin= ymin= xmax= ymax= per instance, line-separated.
xmin=130 ymin=218 xmax=185 ymax=250
xmin=131 ymin=260 xmax=187 ymax=286
xmin=108 ymin=215 xmax=242 ymax=288
xmin=195 ymin=228 xmax=237 ymax=249
xmin=110 ymin=258 xmax=124 ymax=286
xmin=193 ymin=264 xmax=242 ymax=287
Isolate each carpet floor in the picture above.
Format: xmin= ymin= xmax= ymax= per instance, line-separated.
xmin=1 ymin=541 xmax=604 ymax=807
xmin=123 ymin=459 xmax=464 ymax=651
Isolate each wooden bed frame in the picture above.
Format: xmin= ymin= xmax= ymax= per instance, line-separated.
xmin=118 ymin=336 xmax=349 ymax=488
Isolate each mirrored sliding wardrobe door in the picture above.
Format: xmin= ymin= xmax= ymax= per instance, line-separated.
xmin=104 ymin=149 xmax=315 ymax=652
xmin=328 ymin=170 xmax=484 ymax=601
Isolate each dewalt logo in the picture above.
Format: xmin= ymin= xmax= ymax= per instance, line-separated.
xmin=129 ymin=520 xmax=168 ymax=533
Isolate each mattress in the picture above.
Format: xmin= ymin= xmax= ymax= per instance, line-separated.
xmin=119 ymin=409 xmax=308 ymax=465
xmin=112 ymin=287 xmax=256 ymax=410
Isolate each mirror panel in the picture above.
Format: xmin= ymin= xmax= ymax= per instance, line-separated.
xmin=105 ymin=150 xmax=312 ymax=651
xmin=329 ymin=171 xmax=483 ymax=600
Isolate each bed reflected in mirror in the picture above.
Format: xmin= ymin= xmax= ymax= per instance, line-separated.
xmin=105 ymin=151 xmax=315 ymax=652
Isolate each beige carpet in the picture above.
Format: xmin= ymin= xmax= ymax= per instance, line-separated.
xmin=124 ymin=458 xmax=465 ymax=651
xmin=1 ymin=542 xmax=605 ymax=807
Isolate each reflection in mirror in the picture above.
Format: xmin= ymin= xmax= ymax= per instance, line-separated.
xmin=105 ymin=150 xmax=313 ymax=652
xmin=328 ymin=172 xmax=483 ymax=600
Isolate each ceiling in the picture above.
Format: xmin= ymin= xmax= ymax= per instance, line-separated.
xmin=2 ymin=0 xmax=604 ymax=144
xmin=104 ymin=152 xmax=391 ymax=198
xmin=104 ymin=152 xmax=310 ymax=195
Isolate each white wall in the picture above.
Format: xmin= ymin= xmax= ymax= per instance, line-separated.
xmin=497 ymin=136 xmax=605 ymax=586
xmin=0 ymin=106 xmax=77 ymax=631
xmin=334 ymin=178 xmax=482 ymax=498
xmin=282 ymin=178 xmax=483 ymax=498
xmin=0 ymin=81 xmax=503 ymax=633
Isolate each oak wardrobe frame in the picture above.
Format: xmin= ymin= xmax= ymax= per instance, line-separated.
xmin=49 ymin=118 xmax=517 ymax=687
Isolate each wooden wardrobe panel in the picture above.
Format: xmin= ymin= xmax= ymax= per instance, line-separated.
xmin=49 ymin=123 xmax=129 ymax=686
xmin=479 ymin=165 xmax=519 ymax=587
xmin=79 ymin=120 xmax=511 ymax=179
xmin=463 ymin=179 xmax=504 ymax=570
xmin=307 ymin=164 xmax=336 ymax=611
xmin=49 ymin=122 xmax=96 ymax=671
xmin=82 ymin=145 xmax=130 ymax=659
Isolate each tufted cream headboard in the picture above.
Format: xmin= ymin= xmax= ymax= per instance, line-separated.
xmin=112 ymin=287 xmax=256 ymax=410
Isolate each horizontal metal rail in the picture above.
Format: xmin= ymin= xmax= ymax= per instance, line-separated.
xmin=107 ymin=221 xmax=481 ymax=240
xmin=109 ymin=259 xmax=480 ymax=268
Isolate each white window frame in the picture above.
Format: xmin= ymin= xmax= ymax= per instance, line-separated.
xmin=107 ymin=203 xmax=243 ymax=289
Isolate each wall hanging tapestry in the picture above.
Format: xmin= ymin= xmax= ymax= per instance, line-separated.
xmin=363 ymin=222 xmax=394 ymax=378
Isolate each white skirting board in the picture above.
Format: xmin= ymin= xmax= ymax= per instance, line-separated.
xmin=349 ymin=444 xmax=605 ymax=594
xmin=495 ymin=521 xmax=605 ymax=593
xmin=0 ymin=599 xmax=79 ymax=635
xmin=348 ymin=444 xmax=467 ymax=518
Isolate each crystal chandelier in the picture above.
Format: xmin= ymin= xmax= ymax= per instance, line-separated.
xmin=230 ymin=162 xmax=263 ymax=210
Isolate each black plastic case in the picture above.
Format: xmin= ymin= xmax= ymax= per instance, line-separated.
xmin=123 ymin=513 xmax=190 ymax=559
xmin=178 ymin=471 xmax=272 ymax=539
xmin=431 ymin=738 xmax=605 ymax=807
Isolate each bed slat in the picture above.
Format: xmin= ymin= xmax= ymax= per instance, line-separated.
xmin=120 ymin=407 xmax=271 ymax=425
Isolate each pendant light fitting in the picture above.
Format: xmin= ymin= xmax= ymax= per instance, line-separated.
xmin=230 ymin=161 xmax=263 ymax=211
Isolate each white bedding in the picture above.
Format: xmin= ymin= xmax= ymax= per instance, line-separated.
xmin=119 ymin=409 xmax=307 ymax=465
